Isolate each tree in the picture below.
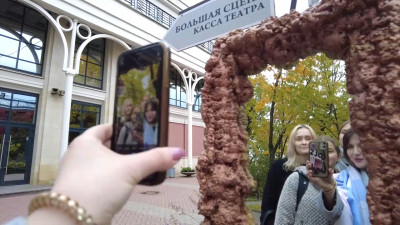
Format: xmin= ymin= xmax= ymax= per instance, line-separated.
xmin=245 ymin=53 xmax=350 ymax=193
xmin=119 ymin=64 xmax=159 ymax=106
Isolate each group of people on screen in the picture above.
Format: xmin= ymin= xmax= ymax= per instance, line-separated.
xmin=261 ymin=121 xmax=369 ymax=225
xmin=116 ymin=96 xmax=159 ymax=152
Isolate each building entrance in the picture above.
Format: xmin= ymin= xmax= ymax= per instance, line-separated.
xmin=0 ymin=89 xmax=37 ymax=186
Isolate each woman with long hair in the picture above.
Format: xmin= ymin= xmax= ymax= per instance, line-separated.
xmin=143 ymin=98 xmax=159 ymax=149
xmin=310 ymin=128 xmax=370 ymax=225
xmin=275 ymin=135 xmax=344 ymax=224
xmin=336 ymin=120 xmax=351 ymax=171
xmin=117 ymin=106 xmax=143 ymax=152
xmin=261 ymin=125 xmax=316 ymax=225
xmin=119 ymin=98 xmax=133 ymax=125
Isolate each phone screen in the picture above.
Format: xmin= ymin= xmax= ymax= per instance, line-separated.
xmin=112 ymin=43 xmax=169 ymax=156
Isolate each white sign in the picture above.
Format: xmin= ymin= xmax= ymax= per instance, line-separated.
xmin=163 ymin=0 xmax=275 ymax=51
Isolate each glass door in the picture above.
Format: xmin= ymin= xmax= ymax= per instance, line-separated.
xmin=0 ymin=89 xmax=37 ymax=186
xmin=0 ymin=123 xmax=34 ymax=185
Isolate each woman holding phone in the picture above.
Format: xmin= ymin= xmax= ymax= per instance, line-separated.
xmin=275 ymin=136 xmax=344 ymax=225
xmin=309 ymin=128 xmax=370 ymax=225
xmin=261 ymin=124 xmax=317 ymax=225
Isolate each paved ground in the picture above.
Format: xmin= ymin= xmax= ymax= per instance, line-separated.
xmin=0 ymin=176 xmax=261 ymax=225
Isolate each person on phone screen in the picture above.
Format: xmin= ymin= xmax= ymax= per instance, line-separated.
xmin=119 ymin=98 xmax=133 ymax=126
xmin=143 ymin=98 xmax=158 ymax=149
xmin=275 ymin=136 xmax=344 ymax=225
xmin=309 ymin=128 xmax=370 ymax=225
xmin=5 ymin=124 xmax=185 ymax=225
xmin=336 ymin=121 xmax=351 ymax=171
xmin=260 ymin=124 xmax=317 ymax=225
xmin=117 ymin=106 xmax=143 ymax=152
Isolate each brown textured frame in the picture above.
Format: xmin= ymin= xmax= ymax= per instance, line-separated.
xmin=196 ymin=0 xmax=400 ymax=224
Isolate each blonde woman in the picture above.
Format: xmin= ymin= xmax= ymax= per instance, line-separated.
xmin=119 ymin=98 xmax=133 ymax=125
xmin=261 ymin=125 xmax=316 ymax=225
xmin=284 ymin=125 xmax=317 ymax=172
xmin=275 ymin=135 xmax=344 ymax=225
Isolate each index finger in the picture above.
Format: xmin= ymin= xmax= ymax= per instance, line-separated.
xmin=84 ymin=124 xmax=113 ymax=142
xmin=306 ymin=160 xmax=312 ymax=171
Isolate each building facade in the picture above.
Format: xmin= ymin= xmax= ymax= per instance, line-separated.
xmin=0 ymin=0 xmax=209 ymax=186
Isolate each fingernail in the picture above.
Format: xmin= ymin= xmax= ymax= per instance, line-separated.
xmin=172 ymin=148 xmax=185 ymax=160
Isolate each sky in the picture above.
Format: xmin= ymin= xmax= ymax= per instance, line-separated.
xmin=185 ymin=0 xmax=313 ymax=17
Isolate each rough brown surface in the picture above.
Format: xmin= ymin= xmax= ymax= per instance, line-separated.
xmin=196 ymin=0 xmax=400 ymax=224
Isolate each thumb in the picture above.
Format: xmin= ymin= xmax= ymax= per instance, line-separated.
xmin=124 ymin=147 xmax=185 ymax=183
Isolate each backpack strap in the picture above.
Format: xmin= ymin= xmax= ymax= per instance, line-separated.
xmin=295 ymin=171 xmax=309 ymax=212
xmin=260 ymin=209 xmax=275 ymax=225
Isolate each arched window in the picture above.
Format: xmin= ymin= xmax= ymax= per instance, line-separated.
xmin=0 ymin=0 xmax=48 ymax=75
xmin=168 ymin=66 xmax=203 ymax=111
xmin=193 ymin=79 xmax=203 ymax=112
xmin=74 ymin=29 xmax=106 ymax=89
xmin=169 ymin=66 xmax=187 ymax=108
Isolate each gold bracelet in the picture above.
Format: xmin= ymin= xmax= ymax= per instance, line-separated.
xmin=323 ymin=180 xmax=337 ymax=193
xmin=28 ymin=192 xmax=95 ymax=225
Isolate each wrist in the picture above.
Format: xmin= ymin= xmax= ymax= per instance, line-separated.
xmin=322 ymin=180 xmax=337 ymax=193
xmin=28 ymin=207 xmax=76 ymax=225
xmin=51 ymin=184 xmax=112 ymax=225
xmin=28 ymin=192 xmax=95 ymax=225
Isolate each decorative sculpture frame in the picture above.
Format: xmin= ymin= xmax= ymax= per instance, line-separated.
xmin=196 ymin=0 xmax=399 ymax=224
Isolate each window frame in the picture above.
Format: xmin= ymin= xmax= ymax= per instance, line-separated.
xmin=73 ymin=32 xmax=106 ymax=90
xmin=0 ymin=0 xmax=48 ymax=75
xmin=69 ymin=100 xmax=101 ymax=143
xmin=168 ymin=67 xmax=203 ymax=112
xmin=0 ymin=87 xmax=38 ymax=125
xmin=192 ymin=79 xmax=203 ymax=112
xmin=169 ymin=67 xmax=187 ymax=109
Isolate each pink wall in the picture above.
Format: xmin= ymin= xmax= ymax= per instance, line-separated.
xmin=168 ymin=122 xmax=204 ymax=157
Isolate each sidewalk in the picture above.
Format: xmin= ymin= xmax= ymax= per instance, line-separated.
xmin=0 ymin=175 xmax=202 ymax=225
xmin=0 ymin=175 xmax=261 ymax=225
xmin=112 ymin=175 xmax=203 ymax=225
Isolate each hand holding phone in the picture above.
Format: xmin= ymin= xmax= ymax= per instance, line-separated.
xmin=309 ymin=140 xmax=329 ymax=177
xmin=111 ymin=42 xmax=170 ymax=185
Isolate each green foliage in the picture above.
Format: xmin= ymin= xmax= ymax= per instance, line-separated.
xmin=245 ymin=53 xmax=350 ymax=194
xmin=246 ymin=196 xmax=261 ymax=201
xmin=9 ymin=143 xmax=22 ymax=158
xmin=118 ymin=64 xmax=159 ymax=107
xmin=7 ymin=161 xmax=26 ymax=173
xmin=247 ymin=204 xmax=262 ymax=212
xmin=181 ymin=167 xmax=195 ymax=172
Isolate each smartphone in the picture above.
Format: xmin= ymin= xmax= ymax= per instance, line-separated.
xmin=309 ymin=140 xmax=329 ymax=177
xmin=111 ymin=42 xmax=170 ymax=185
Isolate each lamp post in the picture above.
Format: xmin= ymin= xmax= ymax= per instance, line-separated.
xmin=18 ymin=0 xmax=131 ymax=161
xmin=171 ymin=63 xmax=203 ymax=169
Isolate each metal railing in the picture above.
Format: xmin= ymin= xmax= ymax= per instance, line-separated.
xmin=121 ymin=0 xmax=213 ymax=53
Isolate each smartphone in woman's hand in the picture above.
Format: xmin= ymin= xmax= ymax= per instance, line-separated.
xmin=111 ymin=42 xmax=170 ymax=185
xmin=309 ymin=140 xmax=329 ymax=177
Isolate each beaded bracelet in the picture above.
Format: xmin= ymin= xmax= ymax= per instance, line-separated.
xmin=28 ymin=192 xmax=95 ymax=225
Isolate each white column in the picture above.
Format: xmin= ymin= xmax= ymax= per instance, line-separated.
xmin=188 ymin=102 xmax=193 ymax=168
xmin=171 ymin=63 xmax=203 ymax=169
xmin=59 ymin=73 xmax=74 ymax=160
xmin=59 ymin=19 xmax=78 ymax=160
